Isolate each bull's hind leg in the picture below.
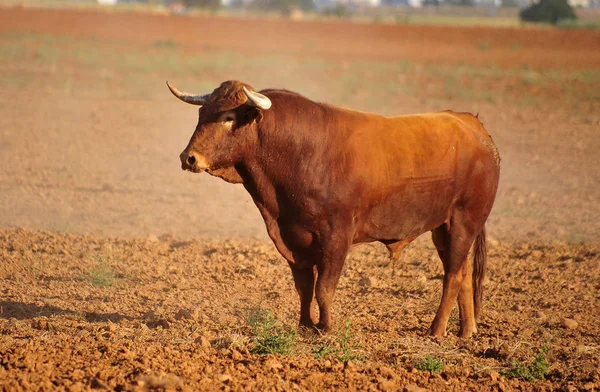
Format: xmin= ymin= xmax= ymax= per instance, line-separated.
xmin=428 ymin=219 xmax=479 ymax=337
xmin=457 ymin=258 xmax=477 ymax=338
xmin=289 ymin=264 xmax=318 ymax=328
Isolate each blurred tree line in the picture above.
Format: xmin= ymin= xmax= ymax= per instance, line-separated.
xmin=420 ymin=0 xmax=520 ymax=7
xmin=520 ymin=0 xmax=576 ymax=24
xmin=172 ymin=0 xmax=578 ymax=26
xmin=181 ymin=0 xmax=315 ymax=10
xmin=245 ymin=0 xmax=314 ymax=11
xmin=182 ymin=0 xmax=221 ymax=9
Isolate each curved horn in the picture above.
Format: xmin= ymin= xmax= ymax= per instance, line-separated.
xmin=166 ymin=81 xmax=211 ymax=106
xmin=243 ymin=86 xmax=272 ymax=110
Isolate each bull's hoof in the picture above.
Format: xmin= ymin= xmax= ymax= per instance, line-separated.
xmin=458 ymin=327 xmax=477 ymax=339
xmin=426 ymin=326 xmax=447 ymax=337
xmin=298 ymin=319 xmax=317 ymax=329
xmin=297 ymin=324 xmax=318 ymax=337
xmin=314 ymin=322 xmax=331 ymax=334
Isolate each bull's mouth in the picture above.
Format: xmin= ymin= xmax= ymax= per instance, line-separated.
xmin=184 ymin=166 xmax=209 ymax=173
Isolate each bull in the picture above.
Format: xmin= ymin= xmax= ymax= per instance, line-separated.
xmin=167 ymin=80 xmax=500 ymax=338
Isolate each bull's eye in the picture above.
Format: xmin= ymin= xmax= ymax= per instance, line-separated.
xmin=224 ymin=115 xmax=235 ymax=123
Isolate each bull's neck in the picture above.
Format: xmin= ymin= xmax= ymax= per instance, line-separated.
xmin=257 ymin=111 xmax=319 ymax=187
xmin=237 ymin=109 xmax=321 ymax=210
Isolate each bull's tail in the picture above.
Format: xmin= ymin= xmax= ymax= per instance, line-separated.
xmin=473 ymin=226 xmax=487 ymax=319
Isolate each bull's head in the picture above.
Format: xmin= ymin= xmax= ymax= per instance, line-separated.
xmin=167 ymin=80 xmax=271 ymax=175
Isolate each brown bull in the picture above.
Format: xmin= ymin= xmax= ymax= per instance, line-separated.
xmin=168 ymin=80 xmax=500 ymax=338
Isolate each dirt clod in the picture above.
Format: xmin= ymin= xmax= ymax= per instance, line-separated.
xmin=90 ymin=377 xmax=109 ymax=390
xmin=359 ymin=276 xmax=377 ymax=288
xmin=404 ymin=384 xmax=427 ymax=392
xmin=488 ymin=370 xmax=500 ymax=382
xmin=534 ymin=311 xmax=547 ymax=321
xmin=195 ymin=336 xmax=212 ymax=348
xmin=265 ymin=359 xmax=284 ymax=371
xmin=562 ymin=318 xmax=579 ymax=330
xmin=231 ymin=350 xmax=244 ymax=361
xmin=175 ymin=308 xmax=193 ymax=320
xmin=379 ymin=380 xmax=396 ymax=391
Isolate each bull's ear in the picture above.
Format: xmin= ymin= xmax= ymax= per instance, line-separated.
xmin=243 ymin=106 xmax=263 ymax=124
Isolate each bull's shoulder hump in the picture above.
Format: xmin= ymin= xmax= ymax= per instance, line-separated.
xmin=438 ymin=111 xmax=501 ymax=166
xmin=399 ymin=110 xmax=479 ymax=125
xmin=424 ymin=110 xmax=489 ymax=137
xmin=439 ymin=110 xmax=483 ymax=128
xmin=259 ymin=88 xmax=302 ymax=97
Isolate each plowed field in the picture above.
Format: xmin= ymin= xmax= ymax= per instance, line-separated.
xmin=0 ymin=6 xmax=599 ymax=391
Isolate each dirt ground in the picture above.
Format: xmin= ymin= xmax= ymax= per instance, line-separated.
xmin=0 ymin=6 xmax=599 ymax=391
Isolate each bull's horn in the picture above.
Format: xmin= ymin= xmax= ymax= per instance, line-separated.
xmin=166 ymin=81 xmax=211 ymax=105
xmin=243 ymin=86 xmax=272 ymax=110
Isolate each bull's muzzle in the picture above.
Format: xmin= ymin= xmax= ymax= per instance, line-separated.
xmin=180 ymin=150 xmax=209 ymax=173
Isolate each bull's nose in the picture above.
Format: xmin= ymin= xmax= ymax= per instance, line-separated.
xmin=180 ymin=150 xmax=197 ymax=169
xmin=179 ymin=151 xmax=190 ymax=168
xmin=185 ymin=153 xmax=196 ymax=166
xmin=180 ymin=150 xmax=208 ymax=172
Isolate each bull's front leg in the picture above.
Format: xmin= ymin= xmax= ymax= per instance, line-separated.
xmin=314 ymin=232 xmax=352 ymax=333
xmin=289 ymin=264 xmax=317 ymax=328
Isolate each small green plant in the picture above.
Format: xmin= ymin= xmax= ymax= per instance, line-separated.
xmin=86 ymin=255 xmax=115 ymax=288
xmin=337 ymin=318 xmax=362 ymax=363
xmin=312 ymin=343 xmax=334 ymax=359
xmin=246 ymin=307 xmax=297 ymax=355
xmin=478 ymin=41 xmax=491 ymax=52
xmin=312 ymin=318 xmax=363 ymax=363
xmin=504 ymin=346 xmax=550 ymax=381
xmin=416 ymin=355 xmax=444 ymax=374
xmin=153 ymin=40 xmax=177 ymax=49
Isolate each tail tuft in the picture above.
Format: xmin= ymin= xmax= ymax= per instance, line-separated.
xmin=473 ymin=227 xmax=487 ymax=319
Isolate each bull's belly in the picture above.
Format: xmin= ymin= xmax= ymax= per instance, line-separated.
xmin=355 ymin=183 xmax=455 ymax=243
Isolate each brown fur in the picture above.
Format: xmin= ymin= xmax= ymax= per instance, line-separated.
xmin=175 ymin=80 xmax=500 ymax=337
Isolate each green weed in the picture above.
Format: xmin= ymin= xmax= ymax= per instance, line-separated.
xmin=153 ymin=39 xmax=177 ymax=48
xmin=478 ymin=41 xmax=491 ymax=52
xmin=337 ymin=318 xmax=362 ymax=362
xmin=1 ymin=73 xmax=33 ymax=89
xmin=0 ymin=43 xmax=24 ymax=60
xmin=519 ymin=96 xmax=541 ymax=108
xmin=504 ymin=346 xmax=550 ymax=381
xmin=85 ymin=255 xmax=115 ymax=288
xmin=246 ymin=306 xmax=297 ymax=355
xmin=416 ymin=355 xmax=444 ymax=374
xmin=312 ymin=342 xmax=334 ymax=359
xmin=312 ymin=318 xmax=364 ymax=363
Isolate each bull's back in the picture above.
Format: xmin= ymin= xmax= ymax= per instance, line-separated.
xmin=342 ymin=111 xmax=489 ymax=190
xmin=336 ymin=110 xmax=498 ymax=242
